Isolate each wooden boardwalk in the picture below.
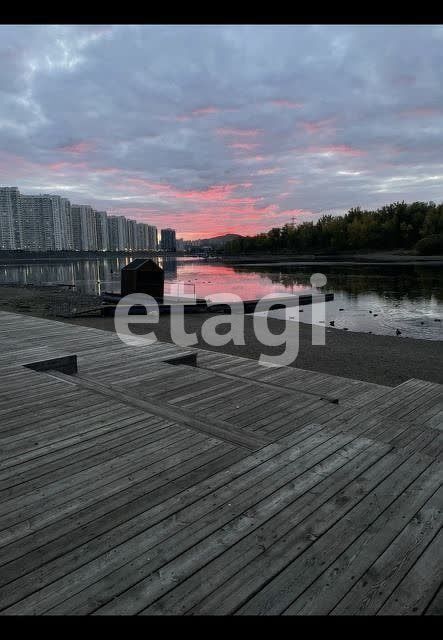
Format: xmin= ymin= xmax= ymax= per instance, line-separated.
xmin=0 ymin=310 xmax=441 ymax=615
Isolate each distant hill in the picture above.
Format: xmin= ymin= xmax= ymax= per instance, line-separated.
xmin=198 ymin=234 xmax=243 ymax=246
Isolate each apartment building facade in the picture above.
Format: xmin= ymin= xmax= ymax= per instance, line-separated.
xmin=0 ymin=186 xmax=170 ymax=253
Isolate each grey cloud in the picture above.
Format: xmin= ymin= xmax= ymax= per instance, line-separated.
xmin=0 ymin=24 xmax=442 ymax=235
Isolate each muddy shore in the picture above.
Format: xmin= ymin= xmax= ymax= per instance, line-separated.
xmin=0 ymin=284 xmax=441 ymax=387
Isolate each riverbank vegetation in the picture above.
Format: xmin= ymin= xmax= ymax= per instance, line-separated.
xmin=225 ymin=201 xmax=443 ymax=255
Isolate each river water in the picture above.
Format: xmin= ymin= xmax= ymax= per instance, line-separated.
xmin=0 ymin=256 xmax=441 ymax=341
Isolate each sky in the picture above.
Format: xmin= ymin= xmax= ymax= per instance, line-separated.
xmin=1 ymin=24 xmax=442 ymax=239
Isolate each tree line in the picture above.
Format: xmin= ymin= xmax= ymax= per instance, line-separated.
xmin=224 ymin=201 xmax=443 ymax=255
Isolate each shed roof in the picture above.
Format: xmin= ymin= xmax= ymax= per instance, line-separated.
xmin=122 ymin=258 xmax=163 ymax=272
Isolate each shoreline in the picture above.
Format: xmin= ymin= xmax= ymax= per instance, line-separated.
xmin=60 ymin=313 xmax=443 ymax=387
xmin=221 ymin=252 xmax=443 ymax=266
xmin=0 ymin=285 xmax=441 ymax=387
xmin=0 ymin=251 xmax=442 ymax=267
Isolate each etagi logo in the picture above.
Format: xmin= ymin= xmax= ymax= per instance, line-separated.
xmin=114 ymin=273 xmax=328 ymax=368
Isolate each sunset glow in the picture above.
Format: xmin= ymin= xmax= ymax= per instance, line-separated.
xmin=1 ymin=25 xmax=442 ymax=239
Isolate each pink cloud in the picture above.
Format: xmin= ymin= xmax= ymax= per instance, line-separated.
xmin=93 ymin=167 xmax=121 ymax=175
xmin=399 ymin=107 xmax=443 ymax=117
xmin=216 ymin=128 xmax=262 ymax=138
xmin=110 ymin=201 xmax=282 ymax=239
xmin=255 ymin=167 xmax=280 ymax=175
xmin=228 ymin=142 xmax=260 ymax=151
xmin=59 ymin=141 xmax=95 ymax=154
xmin=236 ymin=155 xmax=266 ymax=163
xmin=123 ymin=178 xmax=260 ymax=206
xmin=270 ymin=100 xmax=303 ymax=108
xmin=48 ymin=161 xmax=89 ymax=171
xmin=191 ymin=106 xmax=220 ymax=117
xmin=176 ymin=185 xmax=242 ymax=202
xmin=171 ymin=106 xmax=241 ymax=121
xmin=306 ymin=144 xmax=366 ymax=157
xmin=125 ymin=177 xmax=172 ymax=191
xmin=299 ymin=118 xmax=336 ymax=135
xmin=0 ymin=151 xmax=90 ymax=181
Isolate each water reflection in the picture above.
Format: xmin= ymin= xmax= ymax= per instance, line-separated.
xmin=235 ymin=264 xmax=443 ymax=304
xmin=0 ymin=257 xmax=441 ymax=340
xmin=233 ymin=264 xmax=442 ymax=340
xmin=158 ymin=256 xmax=178 ymax=280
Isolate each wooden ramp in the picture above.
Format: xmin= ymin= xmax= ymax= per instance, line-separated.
xmin=0 ymin=310 xmax=441 ymax=615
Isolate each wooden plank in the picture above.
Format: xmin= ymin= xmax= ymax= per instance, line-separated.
xmin=283 ymin=463 xmax=442 ymax=614
xmin=0 ymin=419 xmax=182 ymax=516
xmin=1 ymin=406 xmax=137 ymax=460
xmin=0 ymin=429 xmax=205 ymax=542
xmin=0 ymin=311 xmax=441 ymax=616
xmin=425 ymin=584 xmax=443 ymax=615
xmin=0 ymin=426 xmax=322 ymax=610
xmin=331 ymin=487 xmax=442 ymax=615
xmin=216 ymin=451 xmax=432 ymax=615
xmin=51 ymin=372 xmax=271 ymax=451
xmin=0 ymin=407 xmax=159 ymax=485
xmin=0 ymin=440 xmax=240 ymax=590
xmin=140 ymin=439 xmax=389 ymax=615
xmin=8 ymin=430 xmax=361 ymax=614
xmin=377 ymin=530 xmax=442 ymax=615
xmin=0 ymin=416 xmax=168 ymax=502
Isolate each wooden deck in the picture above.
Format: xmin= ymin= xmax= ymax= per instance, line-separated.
xmin=0 ymin=309 xmax=441 ymax=615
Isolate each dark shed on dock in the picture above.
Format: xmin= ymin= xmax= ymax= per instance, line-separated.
xmin=121 ymin=258 xmax=164 ymax=300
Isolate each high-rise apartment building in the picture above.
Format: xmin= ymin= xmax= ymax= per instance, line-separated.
xmin=70 ymin=205 xmax=83 ymax=250
xmin=60 ymin=197 xmax=73 ymax=250
xmin=42 ymin=195 xmax=73 ymax=250
xmin=127 ymin=219 xmax=137 ymax=252
xmin=148 ymin=225 xmax=158 ymax=251
xmin=160 ymin=228 xmax=176 ymax=252
xmin=136 ymin=222 xmax=148 ymax=251
xmin=116 ymin=215 xmax=128 ymax=251
xmin=95 ymin=211 xmax=109 ymax=251
xmin=0 ymin=186 xmax=169 ymax=253
xmin=107 ymin=216 xmax=119 ymax=251
xmin=0 ymin=187 xmax=22 ymax=249
xmin=108 ymin=215 xmax=128 ymax=251
xmin=71 ymin=205 xmax=97 ymax=251
xmin=20 ymin=195 xmax=52 ymax=250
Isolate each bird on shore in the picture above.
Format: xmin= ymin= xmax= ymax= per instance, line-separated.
xmin=396 ymin=329 xmax=402 ymax=335
xmin=330 ymin=320 xmax=335 ymax=326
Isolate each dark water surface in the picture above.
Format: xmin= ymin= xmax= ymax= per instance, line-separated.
xmin=0 ymin=256 xmax=441 ymax=340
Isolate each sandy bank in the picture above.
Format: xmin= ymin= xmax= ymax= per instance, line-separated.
xmin=63 ymin=312 xmax=443 ymax=388
xmin=0 ymin=284 xmax=441 ymax=387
